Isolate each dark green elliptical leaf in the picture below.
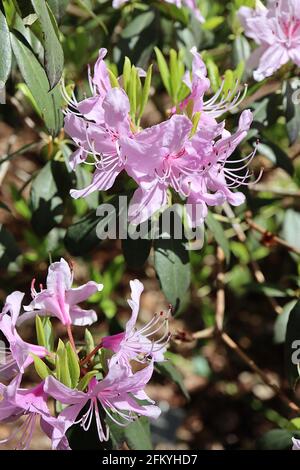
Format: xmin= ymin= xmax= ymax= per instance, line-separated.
xmin=10 ymin=31 xmax=63 ymax=135
xmin=30 ymin=160 xmax=74 ymax=236
xmin=0 ymin=9 xmax=12 ymax=86
xmin=154 ymin=210 xmax=191 ymax=312
xmin=31 ymin=0 xmax=64 ymax=89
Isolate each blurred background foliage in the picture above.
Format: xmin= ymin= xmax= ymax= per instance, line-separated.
xmin=1 ymin=0 xmax=300 ymax=449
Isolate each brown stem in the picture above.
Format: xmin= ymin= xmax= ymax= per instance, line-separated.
xmin=66 ymin=324 xmax=76 ymax=352
xmin=80 ymin=341 xmax=103 ymax=367
xmin=220 ymin=331 xmax=300 ymax=413
xmin=223 ymin=204 xmax=283 ymax=315
xmin=245 ymin=211 xmax=300 ymax=256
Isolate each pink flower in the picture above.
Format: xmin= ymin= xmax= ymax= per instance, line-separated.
xmin=44 ymin=362 xmax=160 ymax=448
xmin=20 ymin=258 xmax=103 ymax=327
xmin=0 ymin=292 xmax=48 ymax=380
xmin=292 ymin=437 xmax=300 ymax=450
xmin=63 ymin=49 xmax=151 ymax=199
xmin=0 ymin=374 xmax=65 ymax=450
xmin=102 ymin=280 xmax=170 ymax=373
xmin=126 ymin=110 xmax=258 ymax=227
xmin=179 ymin=48 xmax=248 ymax=120
xmin=239 ymin=0 xmax=300 ymax=81
xmin=186 ymin=110 xmax=261 ymax=227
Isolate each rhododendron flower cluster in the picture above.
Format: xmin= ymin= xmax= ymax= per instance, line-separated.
xmin=0 ymin=259 xmax=168 ymax=450
xmin=63 ymin=48 xmax=259 ymax=228
xmin=239 ymin=0 xmax=300 ymax=81
xmin=112 ymin=0 xmax=204 ymax=22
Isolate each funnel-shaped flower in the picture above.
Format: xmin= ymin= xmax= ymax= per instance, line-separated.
xmin=0 ymin=292 xmax=48 ymax=380
xmin=239 ymin=0 xmax=300 ymax=81
xmin=179 ymin=48 xmax=248 ymax=119
xmin=126 ymin=110 xmax=257 ymax=226
xmin=0 ymin=374 xmax=65 ymax=450
xmin=20 ymin=258 xmax=102 ymax=327
xmin=44 ymin=362 xmax=160 ymax=449
xmin=102 ymin=280 xmax=170 ymax=373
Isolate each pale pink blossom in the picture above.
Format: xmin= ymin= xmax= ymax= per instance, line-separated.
xmin=126 ymin=110 xmax=258 ymax=227
xmin=0 ymin=374 xmax=65 ymax=450
xmin=63 ymin=49 xmax=152 ymax=199
xmin=239 ymin=0 xmax=300 ymax=81
xmin=179 ymin=47 xmax=248 ymax=119
xmin=0 ymin=292 xmax=48 ymax=380
xmin=102 ymin=280 xmax=170 ymax=373
xmin=20 ymin=258 xmax=103 ymax=327
xmin=44 ymin=362 xmax=160 ymax=448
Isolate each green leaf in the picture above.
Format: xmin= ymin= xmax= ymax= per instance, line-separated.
xmin=257 ymin=429 xmax=300 ymax=450
xmin=257 ymin=142 xmax=294 ymax=176
xmin=154 ymin=47 xmax=171 ymax=96
xmin=84 ymin=329 xmax=95 ymax=355
xmin=129 ymin=65 xmax=137 ymax=119
xmin=285 ymin=301 xmax=300 ymax=388
xmin=64 ymin=210 xmax=99 ymax=256
xmin=121 ymin=10 xmax=155 ymax=39
xmin=283 ymin=79 xmax=300 ymax=145
xmin=156 ymin=360 xmax=189 ymax=399
xmin=66 ymin=342 xmax=80 ymax=388
xmin=205 ymin=212 xmax=230 ymax=264
xmin=35 ymin=315 xmax=46 ymax=347
xmin=0 ymin=224 xmax=21 ymax=269
xmin=122 ymin=56 xmax=131 ymax=94
xmin=206 ymin=57 xmax=221 ymax=93
xmin=32 ymin=354 xmax=52 ymax=380
xmin=108 ymin=416 xmax=153 ymax=450
xmin=232 ymin=35 xmax=250 ymax=70
xmin=282 ymin=209 xmax=300 ymax=257
xmin=122 ymin=236 xmax=152 ymax=269
xmin=31 ymin=0 xmax=64 ymax=89
xmin=274 ymin=300 xmax=297 ymax=344
xmin=30 ymin=160 xmax=74 ymax=236
xmin=56 ymin=339 xmax=72 ymax=388
xmin=108 ymin=68 xmax=119 ymax=89
xmin=78 ymin=371 xmax=98 ymax=392
xmin=154 ymin=211 xmax=191 ymax=312
xmin=138 ymin=64 xmax=152 ymax=120
xmin=47 ymin=0 xmax=69 ymax=21
xmin=10 ymin=31 xmax=63 ymax=135
xmin=0 ymin=9 xmax=12 ymax=86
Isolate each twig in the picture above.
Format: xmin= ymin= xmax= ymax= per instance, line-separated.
xmin=251 ymin=184 xmax=300 ymax=198
xmin=220 ymin=331 xmax=300 ymax=413
xmin=80 ymin=341 xmax=103 ymax=367
xmin=0 ymin=141 xmax=39 ymax=166
xmin=192 ymin=327 xmax=214 ymax=340
xmin=223 ymin=203 xmax=283 ymax=315
xmin=66 ymin=324 xmax=77 ymax=353
xmin=245 ymin=211 xmax=300 ymax=256
xmin=191 ymin=217 xmax=299 ymax=413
